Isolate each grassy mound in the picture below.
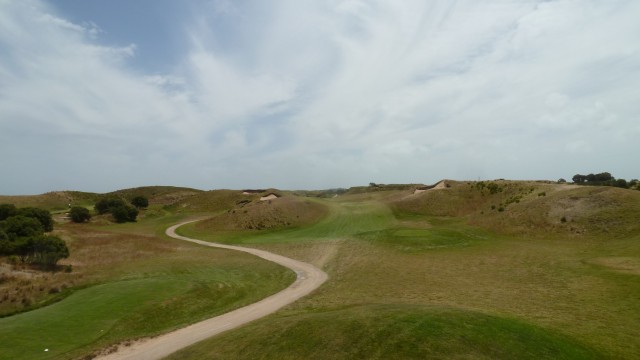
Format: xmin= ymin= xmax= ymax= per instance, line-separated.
xmin=169 ymin=304 xmax=599 ymax=360
xmin=195 ymin=196 xmax=328 ymax=231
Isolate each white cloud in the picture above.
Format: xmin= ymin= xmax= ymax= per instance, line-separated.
xmin=1 ymin=0 xmax=639 ymax=194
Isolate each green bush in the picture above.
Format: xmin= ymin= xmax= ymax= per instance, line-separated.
xmin=131 ymin=196 xmax=149 ymax=209
xmin=0 ymin=204 xmax=17 ymax=221
xmin=69 ymin=207 xmax=91 ymax=223
xmin=95 ymin=197 xmax=127 ymax=214
xmin=16 ymin=207 xmax=53 ymax=232
xmin=0 ymin=216 xmax=44 ymax=241
xmin=25 ymin=236 xmax=69 ymax=266
xmin=111 ymin=205 xmax=138 ymax=223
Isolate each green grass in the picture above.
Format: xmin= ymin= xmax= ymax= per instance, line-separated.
xmin=179 ymin=199 xmax=396 ymax=244
xmin=168 ymin=304 xmax=600 ymax=360
xmin=355 ymin=226 xmax=489 ymax=252
xmin=0 ymin=210 xmax=295 ymax=359
xmin=0 ymin=259 xmax=294 ymax=360
xmin=3 ymin=182 xmax=640 ymax=359
xmin=174 ymin=188 xmax=640 ymax=358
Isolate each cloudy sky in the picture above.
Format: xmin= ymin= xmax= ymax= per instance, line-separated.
xmin=1 ymin=0 xmax=638 ymax=194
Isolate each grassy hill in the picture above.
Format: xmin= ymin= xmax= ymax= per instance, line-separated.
xmin=0 ymin=186 xmax=203 ymax=212
xmin=2 ymin=180 xmax=640 ymax=359
xmin=391 ymin=180 xmax=640 ymax=237
xmin=195 ymin=195 xmax=328 ymax=231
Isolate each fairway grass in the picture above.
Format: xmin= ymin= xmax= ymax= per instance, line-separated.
xmin=169 ymin=304 xmax=600 ymax=360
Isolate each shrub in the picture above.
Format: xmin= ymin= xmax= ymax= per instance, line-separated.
xmin=0 ymin=204 xmax=17 ymax=221
xmin=111 ymin=205 xmax=138 ymax=223
xmin=69 ymin=207 xmax=91 ymax=223
xmin=95 ymin=197 xmax=127 ymax=215
xmin=25 ymin=236 xmax=69 ymax=266
xmin=16 ymin=207 xmax=53 ymax=232
xmin=131 ymin=196 xmax=149 ymax=209
xmin=487 ymin=183 xmax=503 ymax=194
xmin=0 ymin=216 xmax=44 ymax=240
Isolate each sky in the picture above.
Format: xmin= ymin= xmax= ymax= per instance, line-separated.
xmin=1 ymin=0 xmax=639 ymax=194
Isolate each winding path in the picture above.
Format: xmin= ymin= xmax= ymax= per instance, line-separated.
xmin=97 ymin=220 xmax=328 ymax=360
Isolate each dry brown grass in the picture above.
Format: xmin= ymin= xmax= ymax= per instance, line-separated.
xmin=195 ymin=196 xmax=328 ymax=231
xmin=0 ymin=222 xmax=178 ymax=316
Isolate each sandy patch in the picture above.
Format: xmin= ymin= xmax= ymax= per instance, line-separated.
xmin=588 ymin=257 xmax=640 ymax=275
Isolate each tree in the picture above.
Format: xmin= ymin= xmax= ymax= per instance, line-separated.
xmin=26 ymin=235 xmax=69 ymax=266
xmin=17 ymin=207 xmax=54 ymax=232
xmin=557 ymin=178 xmax=566 ymax=184
xmin=614 ymin=179 xmax=628 ymax=188
xmin=69 ymin=207 xmax=91 ymax=223
xmin=572 ymin=174 xmax=586 ymax=184
xmin=594 ymin=172 xmax=613 ymax=183
xmin=0 ymin=204 xmax=17 ymax=221
xmin=0 ymin=215 xmax=44 ymax=240
xmin=131 ymin=196 xmax=149 ymax=209
xmin=111 ymin=205 xmax=138 ymax=223
xmin=95 ymin=197 xmax=126 ymax=215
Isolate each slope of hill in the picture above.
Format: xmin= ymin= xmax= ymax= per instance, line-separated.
xmin=0 ymin=186 xmax=203 ymax=211
xmin=194 ymin=195 xmax=328 ymax=231
xmin=391 ymin=180 xmax=640 ymax=237
xmin=108 ymin=186 xmax=202 ymax=206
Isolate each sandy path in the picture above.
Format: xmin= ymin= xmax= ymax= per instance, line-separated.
xmin=97 ymin=220 xmax=328 ymax=360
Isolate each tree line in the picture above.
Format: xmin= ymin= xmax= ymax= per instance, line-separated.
xmin=570 ymin=172 xmax=638 ymax=189
xmin=0 ymin=204 xmax=68 ymax=267
xmin=68 ymin=195 xmax=148 ymax=224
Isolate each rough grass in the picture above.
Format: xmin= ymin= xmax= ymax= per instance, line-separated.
xmin=108 ymin=185 xmax=203 ymax=206
xmin=392 ymin=181 xmax=640 ymax=238
xmin=169 ymin=304 xmax=600 ymax=360
xmin=196 ymin=196 xmax=328 ymax=231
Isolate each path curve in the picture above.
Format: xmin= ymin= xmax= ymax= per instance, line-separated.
xmin=97 ymin=219 xmax=328 ymax=360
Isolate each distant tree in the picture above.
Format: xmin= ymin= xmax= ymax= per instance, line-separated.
xmin=572 ymin=174 xmax=586 ymax=184
xmin=95 ymin=197 xmax=127 ymax=215
xmin=131 ymin=196 xmax=149 ymax=209
xmin=0 ymin=215 xmax=44 ymax=240
xmin=0 ymin=204 xmax=17 ymax=221
xmin=111 ymin=205 xmax=138 ymax=223
xmin=594 ymin=172 xmax=613 ymax=183
xmin=557 ymin=178 xmax=567 ymax=184
xmin=614 ymin=178 xmax=628 ymax=188
xmin=17 ymin=207 xmax=54 ymax=232
xmin=69 ymin=207 xmax=91 ymax=223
